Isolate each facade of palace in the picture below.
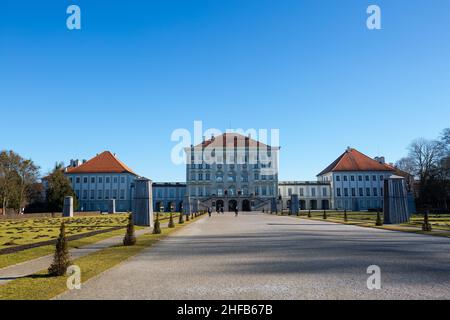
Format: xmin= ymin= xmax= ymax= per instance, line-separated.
xmin=316 ymin=148 xmax=395 ymax=211
xmin=278 ymin=181 xmax=332 ymax=210
xmin=64 ymin=151 xmax=138 ymax=212
xmin=184 ymin=133 xmax=279 ymax=212
xmin=62 ymin=140 xmax=412 ymax=213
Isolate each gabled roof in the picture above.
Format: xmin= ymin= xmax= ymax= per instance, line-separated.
xmin=317 ymin=148 xmax=393 ymax=176
xmin=66 ymin=151 xmax=137 ymax=175
xmin=193 ymin=133 xmax=271 ymax=149
xmin=382 ymin=162 xmax=412 ymax=178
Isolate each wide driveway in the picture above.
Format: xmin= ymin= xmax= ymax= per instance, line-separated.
xmin=57 ymin=212 xmax=450 ymax=300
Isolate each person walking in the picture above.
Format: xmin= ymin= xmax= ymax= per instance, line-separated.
xmin=221 ymin=207 xmax=224 ymax=214
xmin=208 ymin=207 xmax=212 ymax=217
xmin=235 ymin=207 xmax=239 ymax=217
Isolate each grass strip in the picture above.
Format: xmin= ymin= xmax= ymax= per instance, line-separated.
xmin=0 ymin=227 xmax=142 ymax=270
xmin=0 ymin=216 xmax=202 ymax=300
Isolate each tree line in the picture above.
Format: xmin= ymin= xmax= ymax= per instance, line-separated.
xmin=396 ymin=128 xmax=450 ymax=210
xmin=0 ymin=151 xmax=76 ymax=215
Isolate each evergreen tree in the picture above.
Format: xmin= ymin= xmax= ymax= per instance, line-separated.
xmin=168 ymin=212 xmax=175 ymax=228
xmin=323 ymin=210 xmax=327 ymax=219
xmin=307 ymin=209 xmax=311 ymax=218
xmin=153 ymin=213 xmax=161 ymax=234
xmin=48 ymin=222 xmax=71 ymax=276
xmin=123 ymin=213 xmax=136 ymax=246
xmin=344 ymin=209 xmax=348 ymax=222
xmin=422 ymin=211 xmax=433 ymax=231
xmin=179 ymin=212 xmax=184 ymax=224
xmin=46 ymin=163 xmax=78 ymax=212
xmin=376 ymin=210 xmax=383 ymax=226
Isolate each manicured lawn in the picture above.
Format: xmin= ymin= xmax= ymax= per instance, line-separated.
xmin=0 ymin=214 xmax=129 ymax=250
xmin=286 ymin=210 xmax=450 ymax=234
xmin=0 ymin=215 xmax=203 ymax=300
xmin=0 ymin=227 xmax=128 ymax=269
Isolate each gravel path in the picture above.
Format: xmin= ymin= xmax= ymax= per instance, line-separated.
xmin=57 ymin=212 xmax=450 ymax=300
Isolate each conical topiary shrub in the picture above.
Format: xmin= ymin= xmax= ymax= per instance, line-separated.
xmin=168 ymin=213 xmax=175 ymax=228
xmin=48 ymin=221 xmax=71 ymax=276
xmin=123 ymin=213 xmax=136 ymax=246
xmin=308 ymin=209 xmax=311 ymax=218
xmin=375 ymin=210 xmax=383 ymax=226
xmin=422 ymin=211 xmax=432 ymax=231
xmin=153 ymin=213 xmax=161 ymax=234
xmin=344 ymin=209 xmax=348 ymax=222
xmin=178 ymin=212 xmax=184 ymax=224
xmin=323 ymin=210 xmax=327 ymax=220
xmin=186 ymin=213 xmax=190 ymax=221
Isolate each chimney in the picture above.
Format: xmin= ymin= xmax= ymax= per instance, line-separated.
xmin=375 ymin=156 xmax=385 ymax=164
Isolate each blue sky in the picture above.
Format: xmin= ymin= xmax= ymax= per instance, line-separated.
xmin=1 ymin=0 xmax=449 ymax=181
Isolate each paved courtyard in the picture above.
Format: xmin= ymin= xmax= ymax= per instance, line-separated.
xmin=57 ymin=212 xmax=450 ymax=300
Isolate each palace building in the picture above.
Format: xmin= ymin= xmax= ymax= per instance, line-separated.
xmin=62 ymin=143 xmax=413 ymax=213
xmin=316 ymin=147 xmax=395 ymax=211
xmin=65 ymin=151 xmax=138 ymax=212
xmin=184 ymin=133 xmax=279 ymax=212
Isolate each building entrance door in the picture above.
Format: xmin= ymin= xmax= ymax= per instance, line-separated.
xmin=242 ymin=199 xmax=251 ymax=211
xmin=228 ymin=200 xmax=238 ymax=212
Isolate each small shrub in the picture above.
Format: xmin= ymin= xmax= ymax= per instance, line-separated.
xmin=168 ymin=213 xmax=175 ymax=228
xmin=48 ymin=222 xmax=72 ymax=276
xmin=179 ymin=212 xmax=184 ymax=224
xmin=422 ymin=212 xmax=432 ymax=232
xmin=375 ymin=210 xmax=383 ymax=226
xmin=153 ymin=213 xmax=161 ymax=234
xmin=123 ymin=213 xmax=136 ymax=246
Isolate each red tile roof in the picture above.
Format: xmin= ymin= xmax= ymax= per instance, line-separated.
xmin=194 ymin=133 xmax=270 ymax=149
xmin=66 ymin=151 xmax=137 ymax=175
xmin=382 ymin=162 xmax=412 ymax=178
xmin=317 ymin=148 xmax=394 ymax=176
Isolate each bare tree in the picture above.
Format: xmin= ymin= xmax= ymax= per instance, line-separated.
xmin=406 ymin=138 xmax=443 ymax=182
xmin=0 ymin=150 xmax=39 ymax=214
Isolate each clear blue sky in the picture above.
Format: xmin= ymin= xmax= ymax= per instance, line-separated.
xmin=1 ymin=0 xmax=449 ymax=181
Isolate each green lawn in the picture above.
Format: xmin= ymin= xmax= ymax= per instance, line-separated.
xmin=0 ymin=214 xmax=129 ymax=250
xmin=0 ymin=214 xmax=203 ymax=300
xmin=289 ymin=210 xmax=450 ymax=233
xmin=0 ymin=227 xmax=129 ymax=269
